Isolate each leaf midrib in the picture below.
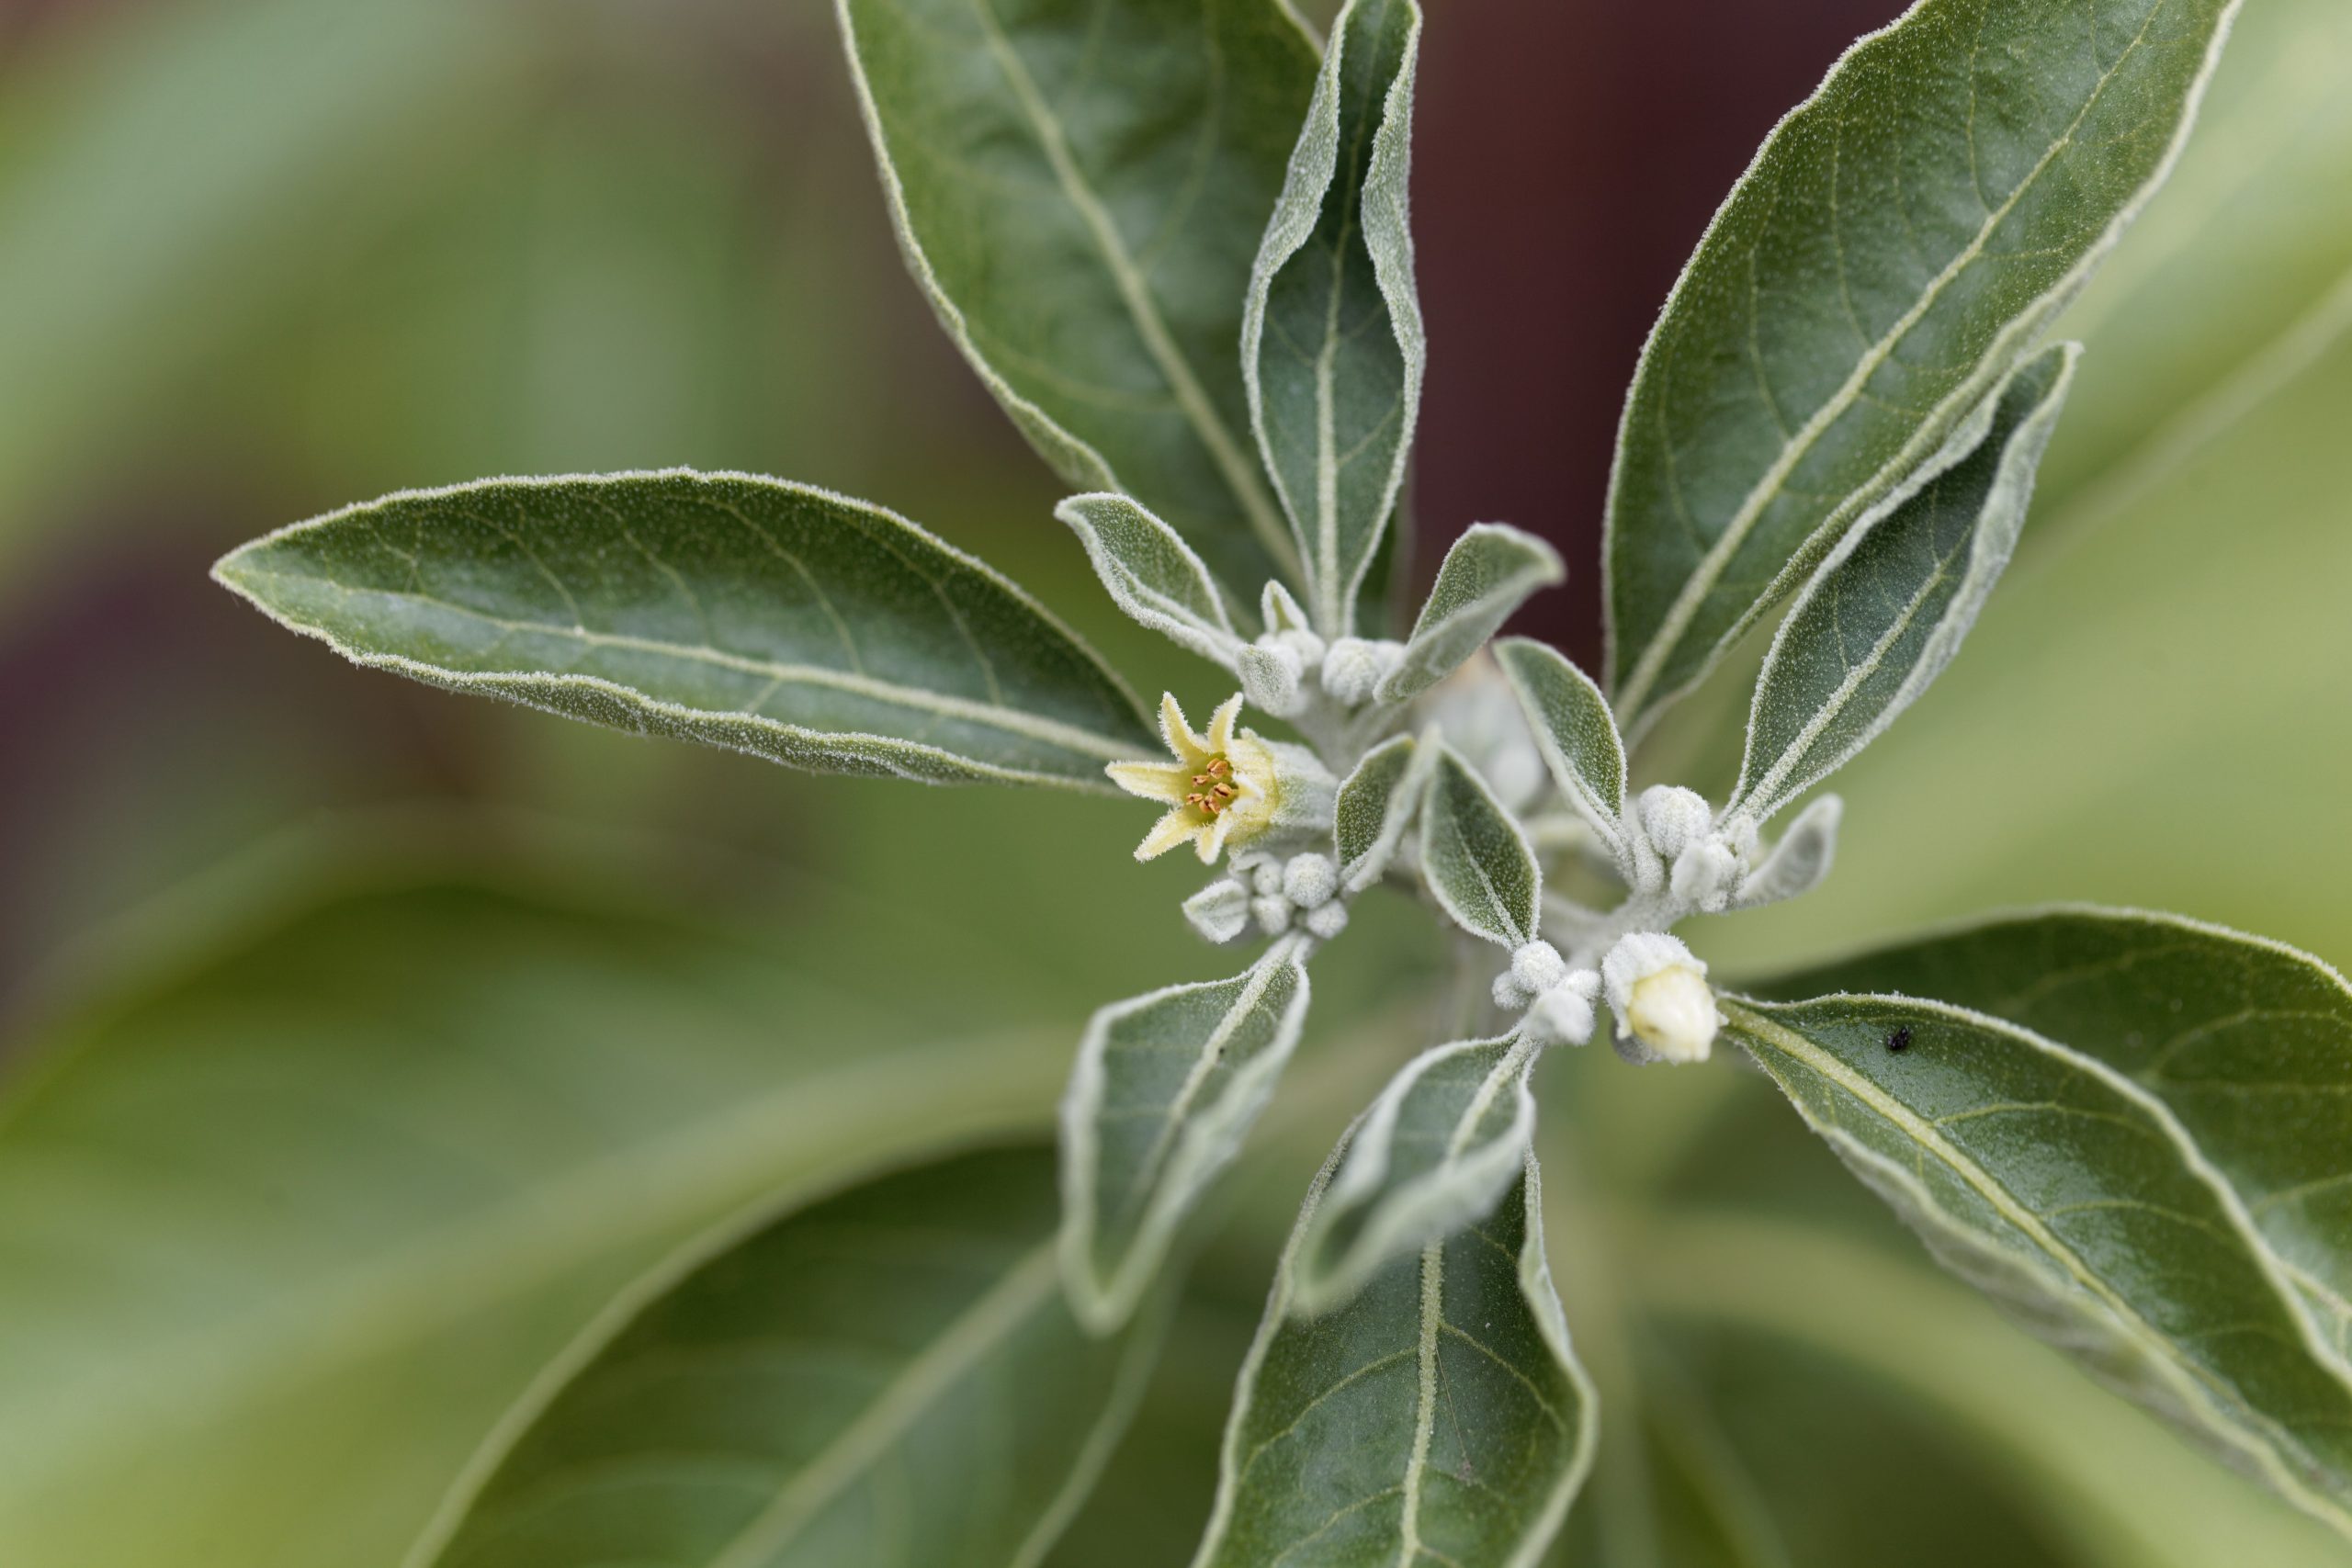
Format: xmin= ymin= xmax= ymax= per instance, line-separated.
xmin=1726 ymin=999 xmax=2352 ymax=1527
xmin=229 ymin=566 xmax=1140 ymax=761
xmin=965 ymin=0 xmax=1301 ymax=584
xmin=707 ymin=1242 xmax=1061 ymax=1568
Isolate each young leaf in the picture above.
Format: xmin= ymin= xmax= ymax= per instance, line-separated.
xmin=1333 ymin=730 xmax=1433 ymax=893
xmin=1493 ymin=636 xmax=1627 ymax=855
xmin=1604 ymin=0 xmax=2242 ymax=733
xmin=1059 ymin=938 xmax=1314 ymax=1335
xmin=412 ymin=1145 xmax=1159 ymax=1568
xmin=1241 ymin=0 xmax=1426 ymax=635
xmin=1193 ymin=1153 xmax=1597 ymax=1566
xmin=1295 ymin=1032 xmax=1540 ymax=1316
xmin=1378 ymin=523 xmax=1566 ymax=703
xmin=1730 ymin=792 xmax=1843 ymax=910
xmin=1725 ymin=992 xmax=2352 ymax=1538
xmin=1755 ymin=906 xmax=2352 ymax=1378
xmin=1725 ymin=344 xmax=2078 ymax=829
xmin=1419 ymin=743 xmax=1542 ymax=949
xmin=212 ymin=470 xmax=1154 ymax=791
xmin=836 ymin=0 xmax=1317 ymax=596
xmin=1058 ymin=492 xmax=1246 ymax=668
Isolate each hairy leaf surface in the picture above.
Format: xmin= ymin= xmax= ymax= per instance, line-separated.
xmin=1242 ymin=0 xmax=1424 ymax=634
xmin=1334 ymin=731 xmax=1431 ymax=894
xmin=839 ymin=0 xmax=1317 ymax=594
xmin=1726 ymin=988 xmax=2352 ymax=1536
xmin=1193 ymin=1155 xmax=1595 ymax=1566
xmin=1059 ymin=938 xmax=1313 ymax=1333
xmin=1727 ymin=344 xmax=2076 ymax=829
xmin=1493 ymin=637 xmax=1626 ymax=856
xmin=1295 ymin=1032 xmax=1539 ymax=1316
xmin=213 ymin=471 xmax=1153 ymax=790
xmin=1059 ymin=492 xmax=1246 ymax=668
xmin=1605 ymin=0 xmax=2240 ymax=732
xmin=416 ymin=1146 xmax=1155 ymax=1568
xmin=1756 ymin=907 xmax=2352 ymax=1379
xmin=1419 ymin=745 xmax=1542 ymax=949
xmin=1378 ymin=524 xmax=1564 ymax=704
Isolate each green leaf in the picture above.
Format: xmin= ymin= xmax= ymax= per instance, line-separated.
xmin=1755 ymin=906 xmax=2352 ymax=1381
xmin=413 ymin=1145 xmax=1155 ymax=1568
xmin=211 ymin=470 xmax=1154 ymax=791
xmin=1241 ymin=0 xmax=1425 ymax=635
xmin=1058 ymin=491 xmax=1246 ymax=668
xmin=836 ymin=0 xmax=1317 ymax=596
xmin=0 ymin=875 xmax=1076 ymax=1568
xmin=1419 ymin=744 xmax=1542 ymax=949
xmin=1724 ymin=988 xmax=2352 ymax=1537
xmin=1295 ymin=1032 xmax=1540 ymax=1316
xmin=1333 ymin=730 xmax=1432 ymax=894
xmin=1058 ymin=937 xmax=1314 ymax=1334
xmin=1493 ymin=636 xmax=1627 ymax=856
xmin=1377 ymin=524 xmax=1565 ymax=704
xmin=1192 ymin=1155 xmax=1597 ymax=1566
xmin=1725 ymin=344 xmax=2078 ymax=830
xmin=1604 ymin=0 xmax=2241 ymax=734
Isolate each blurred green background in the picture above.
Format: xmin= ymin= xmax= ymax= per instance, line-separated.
xmin=1 ymin=0 xmax=2347 ymax=1564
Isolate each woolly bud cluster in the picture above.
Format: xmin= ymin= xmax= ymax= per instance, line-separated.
xmin=1627 ymin=785 xmax=1755 ymax=914
xmin=1600 ymin=932 xmax=1721 ymax=1065
xmin=1491 ymin=940 xmax=1600 ymax=1048
xmin=1184 ymin=851 xmax=1349 ymax=944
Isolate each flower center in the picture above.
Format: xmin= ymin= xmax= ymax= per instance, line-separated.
xmin=1183 ymin=754 xmax=1239 ymax=816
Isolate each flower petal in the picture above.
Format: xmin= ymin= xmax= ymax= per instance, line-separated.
xmin=1157 ymin=693 xmax=1208 ymax=760
xmin=1106 ymin=761 xmax=1191 ymax=804
xmin=1135 ymin=808 xmax=1204 ymax=862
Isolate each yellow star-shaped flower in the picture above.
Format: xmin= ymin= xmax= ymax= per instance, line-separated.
xmin=1106 ymin=693 xmax=1281 ymax=863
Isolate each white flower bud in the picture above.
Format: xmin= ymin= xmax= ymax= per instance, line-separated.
xmin=1492 ymin=970 xmax=1532 ymax=1010
xmin=1272 ymin=626 xmax=1328 ymax=669
xmin=1320 ymin=637 xmax=1404 ymax=706
xmin=1670 ymin=839 xmax=1741 ymax=914
xmin=1524 ymin=984 xmax=1597 ymax=1048
xmin=1251 ymin=895 xmax=1293 ymax=935
xmin=1304 ymin=901 xmax=1350 ymax=940
xmin=1282 ymin=852 xmax=1339 ymax=910
xmin=1182 ymin=878 xmax=1251 ymax=944
xmin=1250 ymin=859 xmax=1286 ymax=897
xmin=1636 ymin=784 xmax=1713 ymax=862
xmin=1602 ymin=931 xmax=1721 ymax=1065
xmin=1238 ymin=640 xmax=1306 ymax=716
xmin=1509 ymin=940 xmax=1568 ymax=996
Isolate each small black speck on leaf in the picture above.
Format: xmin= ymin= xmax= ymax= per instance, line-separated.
xmin=1885 ymin=1026 xmax=1913 ymax=1054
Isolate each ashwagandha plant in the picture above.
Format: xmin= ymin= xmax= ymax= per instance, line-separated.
xmin=202 ymin=0 xmax=2352 ymax=1560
